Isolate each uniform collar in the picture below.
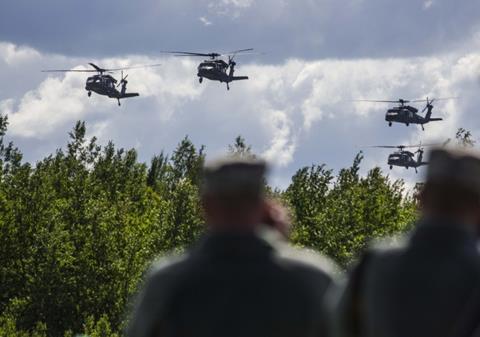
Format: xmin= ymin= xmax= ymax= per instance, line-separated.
xmin=193 ymin=226 xmax=280 ymax=259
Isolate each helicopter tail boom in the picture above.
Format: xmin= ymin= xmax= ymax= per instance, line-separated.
xmin=230 ymin=76 xmax=249 ymax=81
xmin=119 ymin=93 xmax=139 ymax=99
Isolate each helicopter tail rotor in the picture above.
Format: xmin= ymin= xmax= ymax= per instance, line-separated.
xmin=117 ymin=71 xmax=129 ymax=88
xmin=422 ymin=97 xmax=436 ymax=113
xmin=228 ymin=56 xmax=237 ymax=78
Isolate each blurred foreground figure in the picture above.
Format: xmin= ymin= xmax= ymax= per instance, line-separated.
xmin=128 ymin=157 xmax=338 ymax=337
xmin=336 ymin=148 xmax=480 ymax=337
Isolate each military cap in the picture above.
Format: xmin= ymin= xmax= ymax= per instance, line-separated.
xmin=426 ymin=147 xmax=480 ymax=195
xmin=201 ymin=155 xmax=267 ymax=198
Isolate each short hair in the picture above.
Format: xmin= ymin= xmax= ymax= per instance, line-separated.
xmin=201 ymin=156 xmax=267 ymax=200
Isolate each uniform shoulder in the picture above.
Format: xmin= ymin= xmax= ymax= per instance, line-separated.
xmin=274 ymin=243 xmax=341 ymax=280
xmin=367 ymin=233 xmax=409 ymax=256
xmin=145 ymin=252 xmax=191 ymax=285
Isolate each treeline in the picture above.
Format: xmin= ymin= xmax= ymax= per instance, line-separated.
xmin=0 ymin=117 xmax=418 ymax=336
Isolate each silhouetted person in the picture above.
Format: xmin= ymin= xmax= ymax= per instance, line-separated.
xmin=336 ymin=147 xmax=480 ymax=337
xmin=128 ymin=157 xmax=338 ymax=337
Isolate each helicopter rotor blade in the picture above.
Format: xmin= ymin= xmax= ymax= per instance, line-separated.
xmin=427 ymin=97 xmax=458 ymax=101
xmin=161 ymin=51 xmax=219 ymax=58
xmin=412 ymin=96 xmax=457 ymax=103
xmin=352 ymin=99 xmax=409 ymax=103
xmin=43 ymin=62 xmax=161 ymax=74
xmin=226 ymin=48 xmax=254 ymax=55
xmin=117 ymin=71 xmax=123 ymax=87
xmin=369 ymin=138 xmax=451 ymax=150
xmin=161 ymin=49 xmax=256 ymax=59
xmin=369 ymin=144 xmax=422 ymax=149
xmin=421 ymin=97 xmax=430 ymax=113
xmin=88 ymin=63 xmax=105 ymax=72
xmin=224 ymin=48 xmax=256 ymax=57
xmin=105 ymin=63 xmax=162 ymax=72
xmin=41 ymin=69 xmax=98 ymax=73
xmin=367 ymin=145 xmax=401 ymax=149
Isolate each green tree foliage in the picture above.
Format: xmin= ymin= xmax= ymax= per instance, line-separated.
xmin=286 ymin=153 xmax=417 ymax=267
xmin=456 ymin=127 xmax=476 ymax=147
xmin=228 ymin=135 xmax=255 ymax=159
xmin=0 ymin=122 xmax=418 ymax=335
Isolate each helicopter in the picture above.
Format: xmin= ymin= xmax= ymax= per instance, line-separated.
xmin=42 ymin=62 xmax=161 ymax=106
xmin=354 ymin=97 xmax=454 ymax=130
xmin=162 ymin=49 xmax=255 ymax=90
xmin=368 ymin=140 xmax=450 ymax=173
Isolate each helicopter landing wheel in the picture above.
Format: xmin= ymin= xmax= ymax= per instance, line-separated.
xmin=88 ymin=91 xmax=92 ymax=97
xmin=117 ymin=100 xmax=121 ymax=107
xmin=199 ymin=77 xmax=203 ymax=83
xmin=406 ymin=123 xmax=409 ymax=126
xmin=390 ymin=165 xmax=393 ymax=170
xmin=388 ymin=122 xmax=392 ymax=127
xmin=406 ymin=166 xmax=409 ymax=170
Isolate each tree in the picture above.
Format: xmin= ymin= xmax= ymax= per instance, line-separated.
xmin=228 ymin=135 xmax=255 ymax=159
xmin=455 ymin=128 xmax=476 ymax=147
xmin=0 ymin=121 xmax=420 ymax=336
xmin=170 ymin=136 xmax=205 ymax=187
xmin=287 ymin=153 xmax=416 ymax=267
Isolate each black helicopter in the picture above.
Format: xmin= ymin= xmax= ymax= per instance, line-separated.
xmin=42 ymin=63 xmax=161 ymax=106
xmin=369 ymin=140 xmax=450 ymax=173
xmin=162 ymin=49 xmax=254 ymax=90
xmin=355 ymin=97 xmax=454 ymax=130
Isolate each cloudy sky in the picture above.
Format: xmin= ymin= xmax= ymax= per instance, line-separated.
xmin=1 ymin=0 xmax=479 ymax=188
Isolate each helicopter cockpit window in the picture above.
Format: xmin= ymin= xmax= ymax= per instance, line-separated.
xmin=389 ymin=154 xmax=402 ymax=160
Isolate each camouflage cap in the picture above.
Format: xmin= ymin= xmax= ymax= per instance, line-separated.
xmin=201 ymin=156 xmax=267 ymax=198
xmin=426 ymin=147 xmax=480 ymax=195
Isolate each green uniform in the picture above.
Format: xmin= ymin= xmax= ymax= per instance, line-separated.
xmin=336 ymin=220 xmax=480 ymax=337
xmin=128 ymin=228 xmax=338 ymax=337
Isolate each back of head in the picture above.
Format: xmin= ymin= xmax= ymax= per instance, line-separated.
xmin=201 ymin=155 xmax=267 ymax=232
xmin=421 ymin=147 xmax=480 ymax=225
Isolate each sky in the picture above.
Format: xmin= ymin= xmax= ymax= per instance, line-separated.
xmin=1 ymin=0 xmax=479 ymax=189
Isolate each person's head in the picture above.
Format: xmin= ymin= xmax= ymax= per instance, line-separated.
xmin=420 ymin=147 xmax=480 ymax=232
xmin=200 ymin=156 xmax=268 ymax=232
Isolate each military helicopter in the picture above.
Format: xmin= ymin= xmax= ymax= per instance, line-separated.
xmin=161 ymin=49 xmax=255 ymax=90
xmin=369 ymin=140 xmax=450 ymax=173
xmin=354 ymin=97 xmax=454 ymax=130
xmin=42 ymin=62 xmax=161 ymax=106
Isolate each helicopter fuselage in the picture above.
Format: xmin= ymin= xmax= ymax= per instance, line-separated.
xmin=85 ymin=74 xmax=139 ymax=99
xmin=197 ymin=60 xmax=229 ymax=81
xmin=197 ymin=59 xmax=248 ymax=85
xmin=387 ymin=150 xmax=427 ymax=169
xmin=385 ymin=106 xmax=421 ymax=124
xmin=384 ymin=104 xmax=442 ymax=129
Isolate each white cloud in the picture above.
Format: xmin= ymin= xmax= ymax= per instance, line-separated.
xmin=1 ymin=42 xmax=480 ymax=189
xmin=261 ymin=107 xmax=296 ymax=166
xmin=199 ymin=16 xmax=213 ymax=26
xmin=7 ymin=76 xmax=87 ymax=138
xmin=423 ymin=0 xmax=434 ymax=10
xmin=0 ymin=42 xmax=40 ymax=65
xmin=208 ymin=0 xmax=255 ymax=17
